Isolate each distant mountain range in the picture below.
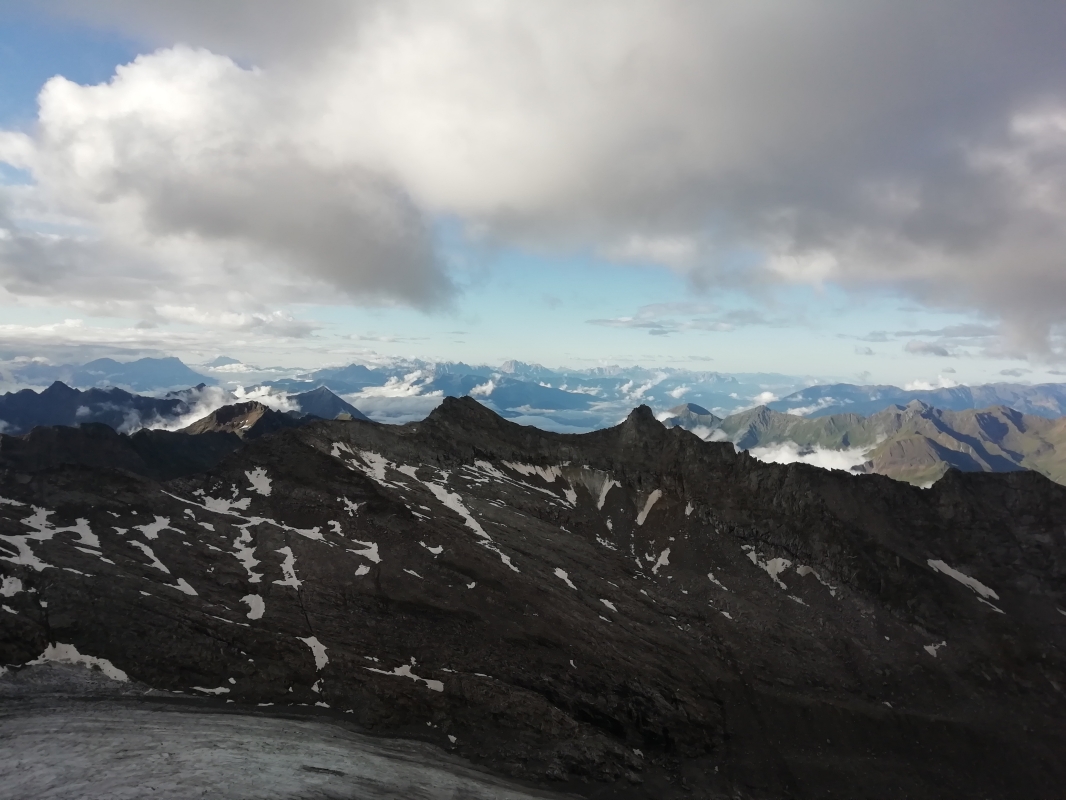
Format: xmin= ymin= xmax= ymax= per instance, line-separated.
xmin=0 ymin=382 xmax=364 ymax=435
xmin=665 ymin=400 xmax=1066 ymax=487
xmin=7 ymin=357 xmax=215 ymax=392
xmin=769 ymin=382 xmax=1066 ymax=418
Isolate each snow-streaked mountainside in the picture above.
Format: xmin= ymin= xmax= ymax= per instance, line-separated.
xmin=1 ymin=398 xmax=1063 ymax=798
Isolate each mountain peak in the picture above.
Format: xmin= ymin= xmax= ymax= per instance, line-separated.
xmin=669 ymin=402 xmax=712 ymax=416
xmin=41 ymin=380 xmax=77 ymax=396
xmin=623 ymin=404 xmax=663 ymax=430
xmin=428 ymin=395 xmax=499 ymax=423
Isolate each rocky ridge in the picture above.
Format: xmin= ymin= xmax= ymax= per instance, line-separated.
xmin=1 ymin=397 xmax=1064 ymax=798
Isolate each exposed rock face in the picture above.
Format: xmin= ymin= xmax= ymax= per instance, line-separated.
xmin=180 ymin=401 xmax=309 ymax=440
xmin=0 ymin=423 xmax=242 ymax=481
xmin=1 ymin=397 xmax=1064 ymax=798
xmin=661 ymin=403 xmax=723 ymax=433
xmin=291 ymin=386 xmax=370 ymax=421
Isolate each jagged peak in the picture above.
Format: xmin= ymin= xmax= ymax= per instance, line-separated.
xmin=622 ymin=404 xmax=663 ymax=430
xmin=41 ymin=380 xmax=77 ymax=396
xmin=427 ymin=395 xmax=502 ymax=424
xmin=669 ymin=402 xmax=713 ymax=416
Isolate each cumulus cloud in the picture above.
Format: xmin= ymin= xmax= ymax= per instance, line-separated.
xmin=0 ymin=44 xmax=447 ymax=315
xmin=3 ymin=2 xmax=1066 ymax=350
xmin=903 ymin=375 xmax=959 ymax=391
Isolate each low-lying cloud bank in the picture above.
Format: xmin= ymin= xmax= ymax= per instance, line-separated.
xmin=746 ymin=442 xmax=871 ymax=472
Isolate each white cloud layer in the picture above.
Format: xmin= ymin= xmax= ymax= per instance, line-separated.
xmin=2 ymin=2 xmax=1066 ymax=351
xmin=747 ymin=442 xmax=870 ymax=472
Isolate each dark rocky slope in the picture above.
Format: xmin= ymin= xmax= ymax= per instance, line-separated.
xmin=1 ymin=397 xmax=1064 ymax=798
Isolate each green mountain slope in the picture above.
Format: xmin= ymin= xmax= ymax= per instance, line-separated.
xmin=668 ymin=399 xmax=1066 ymax=486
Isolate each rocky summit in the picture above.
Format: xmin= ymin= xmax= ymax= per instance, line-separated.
xmin=1 ymin=397 xmax=1064 ymax=798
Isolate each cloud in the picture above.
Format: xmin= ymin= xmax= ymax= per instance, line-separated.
xmin=895 ymin=324 xmax=998 ymax=339
xmin=858 ymin=331 xmax=891 ymax=343
xmin=0 ymin=44 xmax=449 ymax=315
xmin=747 ymin=442 xmax=869 ymax=472
xmin=587 ymin=303 xmax=768 ymax=335
xmin=854 ymin=346 xmax=874 ymax=356
xmin=999 ymin=367 xmax=1031 ymax=377
xmin=4 ymin=2 xmax=1066 ymax=351
xmin=904 ymin=340 xmax=955 ymax=358
xmin=904 ymin=375 xmax=958 ymax=391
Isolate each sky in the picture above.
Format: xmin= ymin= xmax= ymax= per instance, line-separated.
xmin=1 ymin=2 xmax=1066 ymax=387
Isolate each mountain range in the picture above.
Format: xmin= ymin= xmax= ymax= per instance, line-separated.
xmin=666 ymin=400 xmax=1066 ymax=487
xmin=5 ymin=357 xmax=216 ymax=392
xmin=768 ymin=382 xmax=1066 ymax=418
xmin=0 ymin=382 xmax=364 ymax=435
xmin=1 ymin=397 xmax=1063 ymax=798
xmin=8 ymin=354 xmax=1066 ymax=430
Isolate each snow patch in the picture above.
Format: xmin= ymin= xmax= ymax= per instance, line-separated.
xmin=233 ymin=528 xmax=261 ymax=583
xmin=245 ymin=468 xmax=272 ymax=496
xmin=424 ymin=483 xmax=488 ymax=539
xmin=170 ymin=578 xmax=197 ymax=596
xmin=364 ymin=663 xmax=443 ymax=692
xmin=651 ymin=548 xmax=671 ymax=575
xmin=554 ymin=568 xmax=576 ymax=590
xmin=503 ymin=462 xmax=563 ymax=483
xmin=300 ymin=636 xmax=328 ymax=670
xmin=331 ymin=441 xmax=354 ymax=458
xmin=28 ymin=642 xmax=128 ymax=682
xmin=597 ymin=478 xmax=620 ymax=510
xmin=274 ymin=547 xmax=301 ymax=589
xmin=132 ymin=516 xmax=173 ymax=541
xmin=795 ymin=565 xmax=837 ymax=597
xmin=927 ymin=559 xmax=999 ymax=600
xmin=600 ymin=598 xmax=617 ymax=612
xmin=1 ymin=575 xmax=23 ymax=597
xmin=129 ymin=541 xmax=170 ymax=574
xmin=202 ymin=495 xmax=251 ymax=514
xmin=743 ymin=546 xmax=791 ymax=589
xmin=923 ymin=641 xmax=947 ymax=658
xmin=347 ymin=540 xmax=381 ymax=563
xmin=636 ymin=490 xmax=662 ymax=526
xmin=241 ymin=594 xmax=265 ymax=620
xmin=340 ymin=497 xmax=363 ymax=516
